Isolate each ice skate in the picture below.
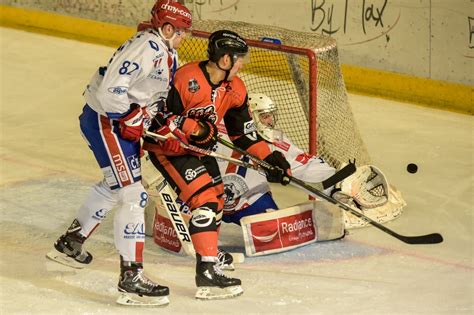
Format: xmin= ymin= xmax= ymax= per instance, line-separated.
xmin=46 ymin=219 xmax=92 ymax=269
xmin=195 ymin=254 xmax=243 ymax=300
xmin=116 ymin=260 xmax=169 ymax=306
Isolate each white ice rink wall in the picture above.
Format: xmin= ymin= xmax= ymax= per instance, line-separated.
xmin=1 ymin=0 xmax=472 ymax=113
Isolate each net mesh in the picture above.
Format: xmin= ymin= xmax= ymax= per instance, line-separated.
xmin=177 ymin=20 xmax=371 ymax=168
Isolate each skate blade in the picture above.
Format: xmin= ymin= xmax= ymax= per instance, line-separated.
xmin=195 ymin=285 xmax=243 ymax=300
xmin=116 ymin=292 xmax=169 ymax=306
xmin=45 ymin=251 xmax=84 ymax=269
xmin=220 ymin=263 xmax=235 ymax=271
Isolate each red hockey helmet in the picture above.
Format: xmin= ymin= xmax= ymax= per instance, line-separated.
xmin=151 ymin=0 xmax=192 ymax=30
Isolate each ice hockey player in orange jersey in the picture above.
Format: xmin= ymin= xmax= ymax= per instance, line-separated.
xmin=143 ymin=30 xmax=292 ymax=300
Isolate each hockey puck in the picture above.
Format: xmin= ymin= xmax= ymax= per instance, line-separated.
xmin=407 ymin=163 xmax=418 ymax=174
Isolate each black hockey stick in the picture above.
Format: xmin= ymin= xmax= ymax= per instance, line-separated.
xmin=143 ymin=130 xmax=352 ymax=194
xmin=217 ymin=136 xmax=356 ymax=190
xmin=217 ymin=137 xmax=443 ymax=245
xmin=144 ymin=130 xmax=260 ymax=171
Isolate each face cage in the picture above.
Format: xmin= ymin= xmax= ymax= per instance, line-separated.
xmin=255 ymin=108 xmax=278 ymax=129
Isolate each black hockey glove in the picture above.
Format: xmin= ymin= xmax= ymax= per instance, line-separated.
xmin=188 ymin=119 xmax=218 ymax=150
xmin=263 ymin=151 xmax=291 ymax=185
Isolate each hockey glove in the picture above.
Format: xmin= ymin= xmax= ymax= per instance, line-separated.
xmin=118 ymin=104 xmax=144 ymax=142
xmin=156 ymin=125 xmax=187 ymax=155
xmin=184 ymin=119 xmax=218 ymax=150
xmin=263 ymin=151 xmax=291 ymax=185
xmin=143 ymin=121 xmax=189 ymax=156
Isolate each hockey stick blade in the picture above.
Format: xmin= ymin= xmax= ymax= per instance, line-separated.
xmin=290 ymin=177 xmax=443 ymax=245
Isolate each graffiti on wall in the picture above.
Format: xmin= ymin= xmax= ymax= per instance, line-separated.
xmin=184 ymin=0 xmax=239 ymax=20
xmin=309 ymin=0 xmax=400 ymax=45
xmin=469 ymin=16 xmax=474 ymax=48
xmin=467 ymin=16 xmax=474 ymax=58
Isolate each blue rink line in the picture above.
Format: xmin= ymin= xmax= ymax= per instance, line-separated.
xmin=222 ymin=239 xmax=389 ymax=264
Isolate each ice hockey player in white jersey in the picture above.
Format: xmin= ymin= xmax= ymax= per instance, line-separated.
xmin=47 ymin=0 xmax=192 ymax=306
xmin=218 ymin=93 xmax=337 ymax=225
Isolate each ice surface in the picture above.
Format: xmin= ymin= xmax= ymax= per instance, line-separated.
xmin=0 ymin=27 xmax=472 ymax=314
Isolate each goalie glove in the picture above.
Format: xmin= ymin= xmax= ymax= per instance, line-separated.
xmin=118 ymin=103 xmax=144 ymax=142
xmin=263 ymin=151 xmax=292 ymax=185
xmin=332 ymin=165 xmax=389 ymax=209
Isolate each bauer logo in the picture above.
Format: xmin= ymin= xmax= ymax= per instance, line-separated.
xmin=249 ymin=210 xmax=316 ymax=253
xmin=108 ymin=86 xmax=128 ymax=95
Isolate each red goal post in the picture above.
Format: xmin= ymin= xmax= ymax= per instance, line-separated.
xmin=177 ymin=20 xmax=371 ymax=168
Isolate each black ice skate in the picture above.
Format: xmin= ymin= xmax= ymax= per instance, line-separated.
xmin=46 ymin=219 xmax=92 ymax=269
xmin=116 ymin=259 xmax=170 ymax=306
xmin=195 ymin=253 xmax=243 ymax=300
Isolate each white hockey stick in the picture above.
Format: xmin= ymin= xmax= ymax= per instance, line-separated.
xmin=153 ymin=177 xmax=245 ymax=264
xmin=155 ymin=179 xmax=196 ymax=256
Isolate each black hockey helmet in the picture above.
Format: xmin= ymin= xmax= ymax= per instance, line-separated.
xmin=207 ymin=30 xmax=249 ymax=64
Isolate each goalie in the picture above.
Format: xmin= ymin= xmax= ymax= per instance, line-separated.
xmin=218 ymin=93 xmax=405 ymax=230
xmin=149 ymin=93 xmax=406 ymax=258
xmin=219 ymin=93 xmax=405 ymax=227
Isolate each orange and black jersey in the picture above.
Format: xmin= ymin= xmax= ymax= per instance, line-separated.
xmin=166 ymin=61 xmax=271 ymax=160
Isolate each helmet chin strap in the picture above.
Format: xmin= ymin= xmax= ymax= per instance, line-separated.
xmin=158 ymin=27 xmax=176 ymax=50
xmin=216 ymin=56 xmax=234 ymax=82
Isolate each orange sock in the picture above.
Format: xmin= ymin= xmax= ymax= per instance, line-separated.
xmin=191 ymin=231 xmax=218 ymax=257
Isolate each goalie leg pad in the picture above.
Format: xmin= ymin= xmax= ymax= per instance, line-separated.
xmin=240 ymin=201 xmax=344 ymax=256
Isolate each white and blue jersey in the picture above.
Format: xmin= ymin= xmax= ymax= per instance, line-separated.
xmin=81 ymin=29 xmax=177 ymax=189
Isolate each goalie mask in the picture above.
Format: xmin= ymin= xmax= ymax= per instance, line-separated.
xmin=248 ymin=93 xmax=283 ymax=142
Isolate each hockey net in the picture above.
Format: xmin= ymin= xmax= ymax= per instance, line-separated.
xmin=177 ymin=20 xmax=371 ymax=168
xmin=144 ymin=21 xmax=405 ymax=236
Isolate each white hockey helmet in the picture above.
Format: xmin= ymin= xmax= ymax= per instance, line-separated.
xmin=248 ymin=93 xmax=283 ymax=142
